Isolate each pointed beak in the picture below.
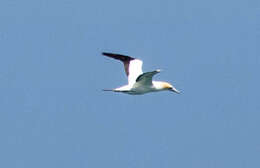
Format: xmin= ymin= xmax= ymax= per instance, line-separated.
xmin=169 ymin=87 xmax=180 ymax=94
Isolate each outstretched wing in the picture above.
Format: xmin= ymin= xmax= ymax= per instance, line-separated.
xmin=135 ymin=69 xmax=161 ymax=86
xmin=102 ymin=52 xmax=134 ymax=76
xmin=102 ymin=52 xmax=143 ymax=85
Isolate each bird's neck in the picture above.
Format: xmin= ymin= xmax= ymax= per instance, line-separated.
xmin=152 ymin=81 xmax=166 ymax=90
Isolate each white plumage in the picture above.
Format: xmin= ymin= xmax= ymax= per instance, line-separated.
xmin=102 ymin=52 xmax=180 ymax=95
xmin=128 ymin=59 xmax=143 ymax=86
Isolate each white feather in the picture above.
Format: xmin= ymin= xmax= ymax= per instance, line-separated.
xmin=128 ymin=59 xmax=143 ymax=86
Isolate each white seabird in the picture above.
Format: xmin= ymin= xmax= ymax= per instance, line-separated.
xmin=102 ymin=52 xmax=180 ymax=95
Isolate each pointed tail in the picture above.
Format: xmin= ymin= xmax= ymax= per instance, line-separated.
xmin=102 ymin=89 xmax=114 ymax=91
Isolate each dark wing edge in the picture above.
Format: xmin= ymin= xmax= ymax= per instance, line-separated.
xmin=136 ymin=70 xmax=161 ymax=83
xmin=102 ymin=52 xmax=135 ymax=62
xmin=102 ymin=52 xmax=135 ymax=76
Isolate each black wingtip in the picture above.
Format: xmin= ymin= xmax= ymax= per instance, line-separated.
xmin=102 ymin=52 xmax=135 ymax=60
xmin=102 ymin=52 xmax=121 ymax=56
xmin=102 ymin=52 xmax=110 ymax=56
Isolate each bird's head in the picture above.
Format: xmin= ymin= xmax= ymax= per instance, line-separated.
xmin=161 ymin=82 xmax=180 ymax=94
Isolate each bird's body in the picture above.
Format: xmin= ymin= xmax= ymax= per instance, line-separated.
xmin=102 ymin=52 xmax=180 ymax=95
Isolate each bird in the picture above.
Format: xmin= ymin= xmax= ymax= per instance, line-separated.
xmin=102 ymin=52 xmax=180 ymax=95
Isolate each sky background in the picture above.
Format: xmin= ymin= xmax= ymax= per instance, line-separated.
xmin=0 ymin=0 xmax=259 ymax=167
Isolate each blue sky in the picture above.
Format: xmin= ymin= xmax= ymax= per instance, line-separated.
xmin=0 ymin=0 xmax=259 ymax=167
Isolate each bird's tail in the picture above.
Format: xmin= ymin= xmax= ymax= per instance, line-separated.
xmin=102 ymin=89 xmax=114 ymax=91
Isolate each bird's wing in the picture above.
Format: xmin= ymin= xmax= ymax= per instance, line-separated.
xmin=135 ymin=69 xmax=161 ymax=86
xmin=102 ymin=52 xmax=143 ymax=85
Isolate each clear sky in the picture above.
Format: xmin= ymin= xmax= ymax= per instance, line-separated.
xmin=0 ymin=0 xmax=259 ymax=167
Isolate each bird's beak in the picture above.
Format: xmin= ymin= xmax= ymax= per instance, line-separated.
xmin=169 ymin=87 xmax=180 ymax=94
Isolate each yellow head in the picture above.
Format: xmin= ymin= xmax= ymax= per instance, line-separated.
xmin=155 ymin=81 xmax=180 ymax=94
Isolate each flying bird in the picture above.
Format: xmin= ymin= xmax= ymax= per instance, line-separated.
xmin=102 ymin=52 xmax=180 ymax=95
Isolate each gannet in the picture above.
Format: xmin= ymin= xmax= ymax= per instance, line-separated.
xmin=102 ymin=52 xmax=180 ymax=95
